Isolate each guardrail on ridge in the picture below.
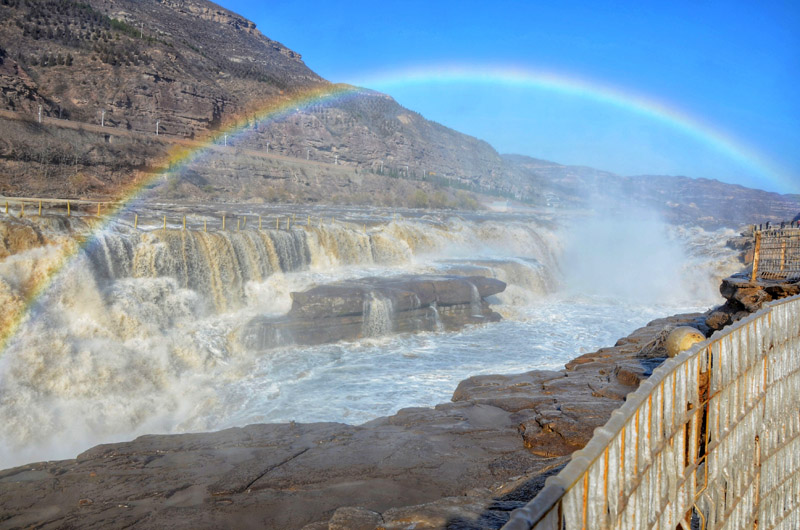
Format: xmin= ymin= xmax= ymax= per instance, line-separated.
xmin=504 ymin=293 xmax=800 ymax=529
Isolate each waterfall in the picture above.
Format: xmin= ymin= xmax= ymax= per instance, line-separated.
xmin=362 ymin=292 xmax=394 ymax=337
xmin=76 ymin=218 xmax=562 ymax=313
xmin=430 ymin=301 xmax=444 ymax=331
xmin=468 ymin=282 xmax=482 ymax=317
xmin=0 ymin=213 xmax=566 ymax=467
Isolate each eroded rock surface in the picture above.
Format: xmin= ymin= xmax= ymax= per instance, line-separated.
xmin=0 ymin=311 xmax=707 ymax=530
xmin=239 ymin=275 xmax=505 ymax=349
xmin=705 ymin=273 xmax=800 ymax=331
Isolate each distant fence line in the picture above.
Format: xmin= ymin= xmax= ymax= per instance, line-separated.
xmin=751 ymin=225 xmax=800 ymax=281
xmin=1 ymin=197 xmax=407 ymax=232
xmin=504 ymin=293 xmax=800 ymax=529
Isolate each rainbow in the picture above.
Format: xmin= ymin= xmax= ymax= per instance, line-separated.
xmin=0 ymin=65 xmax=794 ymax=354
xmin=348 ymin=64 xmax=795 ymax=193
xmin=0 ymin=82 xmax=367 ymax=353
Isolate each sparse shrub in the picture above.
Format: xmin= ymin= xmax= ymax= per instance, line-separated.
xmin=412 ymin=189 xmax=429 ymax=208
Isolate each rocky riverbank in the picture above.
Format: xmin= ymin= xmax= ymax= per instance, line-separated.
xmin=704 ymin=273 xmax=800 ymax=330
xmin=0 ymin=305 xmax=714 ymax=530
xmin=5 ymin=257 xmax=793 ymax=529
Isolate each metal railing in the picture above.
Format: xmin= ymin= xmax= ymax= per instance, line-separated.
xmin=751 ymin=225 xmax=800 ymax=281
xmin=0 ymin=198 xmax=386 ymax=232
xmin=504 ymin=294 xmax=800 ymax=529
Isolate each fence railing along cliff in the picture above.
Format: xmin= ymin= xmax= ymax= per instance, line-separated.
xmin=750 ymin=224 xmax=800 ymax=281
xmin=504 ymin=293 xmax=800 ymax=529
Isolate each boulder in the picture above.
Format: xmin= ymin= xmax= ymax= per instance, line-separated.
xmin=240 ymin=274 xmax=506 ymax=350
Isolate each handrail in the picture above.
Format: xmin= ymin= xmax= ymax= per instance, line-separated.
xmin=750 ymin=225 xmax=800 ymax=281
xmin=0 ymin=200 xmax=382 ymax=232
xmin=504 ymin=294 xmax=800 ymax=529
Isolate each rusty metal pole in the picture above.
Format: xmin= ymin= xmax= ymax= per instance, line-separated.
xmin=751 ymin=231 xmax=761 ymax=282
xmin=780 ymin=239 xmax=786 ymax=273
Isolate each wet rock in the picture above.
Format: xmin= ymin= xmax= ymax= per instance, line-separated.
xmin=379 ymin=494 xmax=512 ymax=530
xmin=328 ymin=506 xmax=384 ymax=530
xmin=289 ymin=275 xmax=505 ymax=318
xmin=0 ymin=311 xmax=726 ymax=530
xmin=706 ymin=274 xmax=800 ymax=331
xmin=0 ymin=218 xmax=47 ymax=259
xmin=720 ymin=276 xmax=771 ymax=312
xmin=240 ymin=274 xmax=505 ymax=350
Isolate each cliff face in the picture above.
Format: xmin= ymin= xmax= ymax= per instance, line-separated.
xmin=0 ymin=0 xmax=322 ymax=132
xmin=0 ymin=0 xmax=796 ymax=226
xmin=0 ymin=0 xmax=508 ymax=198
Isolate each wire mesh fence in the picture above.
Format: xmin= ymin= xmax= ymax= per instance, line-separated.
xmin=752 ymin=227 xmax=800 ymax=281
xmin=503 ymin=294 xmax=800 ymax=530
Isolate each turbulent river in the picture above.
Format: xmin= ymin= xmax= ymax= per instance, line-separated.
xmin=0 ymin=205 xmax=742 ymax=468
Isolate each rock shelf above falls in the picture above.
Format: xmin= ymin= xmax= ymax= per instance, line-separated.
xmin=239 ymin=274 xmax=506 ymax=350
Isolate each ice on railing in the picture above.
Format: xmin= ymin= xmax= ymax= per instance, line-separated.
xmin=506 ymin=294 xmax=800 ymax=530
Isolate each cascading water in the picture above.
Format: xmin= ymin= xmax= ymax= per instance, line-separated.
xmin=430 ymin=302 xmax=444 ymax=331
xmin=362 ymin=292 xmax=394 ymax=337
xmin=0 ymin=210 xmax=740 ymax=468
xmin=468 ymin=282 xmax=482 ymax=317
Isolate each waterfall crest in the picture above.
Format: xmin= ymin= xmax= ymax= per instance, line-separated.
xmin=0 ymin=214 xmax=562 ymax=468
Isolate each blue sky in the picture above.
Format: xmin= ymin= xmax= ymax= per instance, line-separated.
xmin=221 ymin=1 xmax=799 ymax=194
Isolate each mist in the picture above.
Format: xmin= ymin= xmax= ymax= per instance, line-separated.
xmin=560 ymin=207 xmax=728 ymax=307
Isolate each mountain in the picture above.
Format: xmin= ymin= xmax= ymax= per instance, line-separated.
xmin=503 ymin=154 xmax=800 ymax=227
xmin=0 ymin=0 xmax=507 ymax=207
xmin=0 ymin=0 xmax=796 ymax=225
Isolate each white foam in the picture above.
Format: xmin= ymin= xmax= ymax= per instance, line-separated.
xmin=0 ymin=213 xmax=740 ymax=468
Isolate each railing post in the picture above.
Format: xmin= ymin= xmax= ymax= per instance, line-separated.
xmin=751 ymin=231 xmax=761 ymax=282
xmin=780 ymin=239 xmax=786 ymax=272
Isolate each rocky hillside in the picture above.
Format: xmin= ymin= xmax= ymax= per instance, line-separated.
xmin=0 ymin=0 xmax=796 ymax=225
xmin=0 ymin=0 xmax=507 ymax=202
